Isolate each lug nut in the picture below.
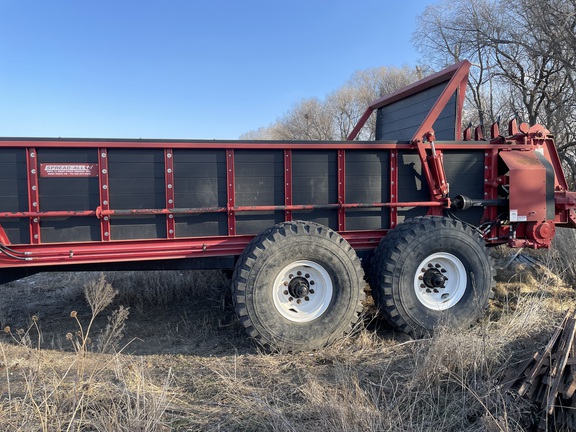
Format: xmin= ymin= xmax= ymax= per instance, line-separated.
xmin=296 ymin=299 xmax=301 ymax=304
xmin=310 ymin=289 xmax=315 ymax=294
xmin=289 ymin=274 xmax=293 ymax=279
xmin=283 ymin=290 xmax=289 ymax=295
xmin=288 ymin=297 xmax=293 ymax=302
xmin=297 ymin=271 xmax=302 ymax=276
xmin=304 ymin=296 xmax=310 ymax=301
xmin=310 ymin=281 xmax=315 ymax=285
xmin=305 ymin=273 xmax=310 ymax=278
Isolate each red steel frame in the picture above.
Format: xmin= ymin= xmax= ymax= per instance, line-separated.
xmin=1 ymin=60 xmax=574 ymax=269
xmin=0 ymin=136 xmax=571 ymax=268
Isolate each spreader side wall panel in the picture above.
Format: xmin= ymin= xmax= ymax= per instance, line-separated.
xmin=37 ymin=148 xmax=101 ymax=242
xmin=0 ymin=148 xmax=29 ymax=244
xmin=292 ymin=150 xmax=338 ymax=230
xmin=173 ymin=149 xmax=227 ymax=237
xmin=443 ymin=150 xmax=485 ymax=225
xmin=397 ymin=151 xmax=429 ymax=222
xmin=235 ymin=150 xmax=284 ymax=235
xmin=108 ymin=149 xmax=166 ymax=240
xmin=397 ymin=150 xmax=485 ymax=225
xmin=345 ymin=150 xmax=391 ymax=230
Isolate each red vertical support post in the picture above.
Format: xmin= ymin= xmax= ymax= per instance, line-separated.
xmin=99 ymin=148 xmax=111 ymax=241
xmin=226 ymin=149 xmax=236 ymax=236
xmin=338 ymin=150 xmax=346 ymax=231
xmin=483 ymin=149 xmax=498 ymax=224
xmin=284 ymin=149 xmax=293 ymax=222
xmin=165 ymin=149 xmax=175 ymax=239
xmin=26 ymin=148 xmax=40 ymax=244
xmin=390 ymin=150 xmax=398 ymax=229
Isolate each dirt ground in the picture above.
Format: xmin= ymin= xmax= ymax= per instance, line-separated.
xmin=0 ymin=270 xmax=259 ymax=357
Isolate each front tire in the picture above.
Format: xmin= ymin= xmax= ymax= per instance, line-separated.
xmin=232 ymin=221 xmax=365 ymax=351
xmin=370 ymin=216 xmax=495 ymax=335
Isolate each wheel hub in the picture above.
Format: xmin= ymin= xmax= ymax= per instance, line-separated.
xmin=422 ymin=268 xmax=446 ymax=288
xmin=288 ymin=277 xmax=310 ymax=298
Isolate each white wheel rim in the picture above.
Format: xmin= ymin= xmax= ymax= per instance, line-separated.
xmin=413 ymin=252 xmax=467 ymax=311
xmin=272 ymin=260 xmax=333 ymax=323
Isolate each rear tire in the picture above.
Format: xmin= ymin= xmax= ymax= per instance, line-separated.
xmin=369 ymin=216 xmax=494 ymax=335
xmin=232 ymin=221 xmax=365 ymax=351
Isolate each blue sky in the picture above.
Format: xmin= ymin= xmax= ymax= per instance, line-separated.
xmin=0 ymin=1 xmax=435 ymax=139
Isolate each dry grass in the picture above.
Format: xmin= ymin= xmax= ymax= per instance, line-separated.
xmin=0 ymin=263 xmax=575 ymax=431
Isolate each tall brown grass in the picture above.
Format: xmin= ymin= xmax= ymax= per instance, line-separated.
xmin=0 ymin=265 xmax=573 ymax=431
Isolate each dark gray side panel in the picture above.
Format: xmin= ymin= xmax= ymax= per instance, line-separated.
xmin=108 ymin=149 xmax=166 ymax=240
xmin=376 ymin=82 xmax=457 ymax=141
xmin=235 ymin=150 xmax=284 ymax=235
xmin=444 ymin=150 xmax=485 ymax=225
xmin=397 ymin=150 xmax=485 ymax=225
xmin=292 ymin=150 xmax=338 ymax=230
xmin=0 ymin=148 xmax=29 ymax=244
xmin=173 ymin=149 xmax=227 ymax=237
xmin=345 ymin=150 xmax=391 ymax=230
xmin=38 ymin=148 xmax=101 ymax=242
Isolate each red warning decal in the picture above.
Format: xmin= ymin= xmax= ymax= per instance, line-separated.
xmin=40 ymin=163 xmax=99 ymax=178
